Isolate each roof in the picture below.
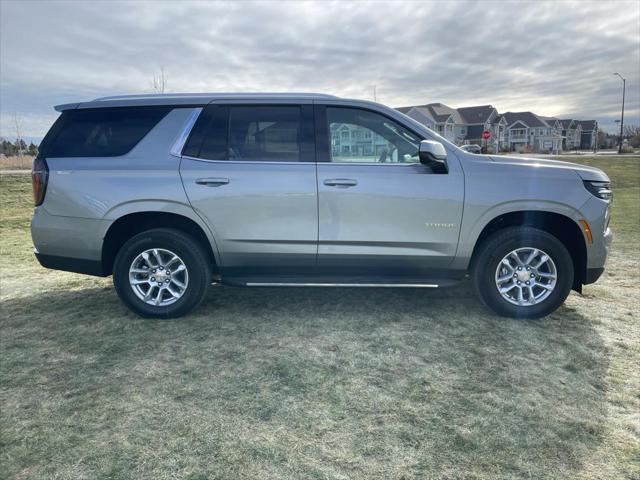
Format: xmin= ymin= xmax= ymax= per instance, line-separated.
xmin=502 ymin=111 xmax=547 ymax=128
xmin=396 ymin=103 xmax=463 ymax=124
xmin=55 ymin=92 xmax=339 ymax=111
xmin=429 ymin=103 xmax=464 ymax=123
xmin=538 ymin=115 xmax=560 ymax=126
xmin=402 ymin=107 xmax=437 ymax=126
xmin=559 ymin=119 xmax=575 ymax=129
xmin=396 ymin=105 xmax=415 ymax=114
xmin=577 ymin=120 xmax=597 ymax=131
xmin=457 ymin=105 xmax=495 ymax=124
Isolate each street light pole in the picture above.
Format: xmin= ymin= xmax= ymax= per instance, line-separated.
xmin=614 ymin=72 xmax=626 ymax=154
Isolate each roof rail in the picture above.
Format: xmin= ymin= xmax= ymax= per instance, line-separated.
xmin=92 ymin=92 xmax=339 ymax=102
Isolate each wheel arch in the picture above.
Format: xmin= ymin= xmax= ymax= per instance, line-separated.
xmin=102 ymin=211 xmax=220 ymax=276
xmin=469 ymin=210 xmax=588 ymax=291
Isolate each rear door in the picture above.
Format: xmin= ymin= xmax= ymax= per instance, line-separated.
xmin=315 ymin=105 xmax=464 ymax=276
xmin=179 ymin=103 xmax=318 ymax=276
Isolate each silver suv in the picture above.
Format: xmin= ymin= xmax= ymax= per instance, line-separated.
xmin=31 ymin=93 xmax=612 ymax=319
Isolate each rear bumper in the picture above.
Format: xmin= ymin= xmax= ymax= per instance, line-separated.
xmin=34 ymin=252 xmax=108 ymax=277
xmin=31 ymin=206 xmax=105 ymax=273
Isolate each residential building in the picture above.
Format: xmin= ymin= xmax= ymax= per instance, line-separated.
xmin=537 ymin=116 xmax=564 ymax=153
xmin=396 ymin=102 xmax=596 ymax=153
xmin=330 ymin=122 xmax=389 ymax=160
xmin=577 ymin=120 xmax=598 ymax=150
xmin=492 ymin=114 xmax=509 ymax=151
xmin=559 ymin=119 xmax=582 ymax=150
xmin=396 ymin=103 xmax=466 ymax=144
xmin=457 ymin=105 xmax=507 ymax=152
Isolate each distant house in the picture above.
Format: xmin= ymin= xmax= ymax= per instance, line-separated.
xmin=577 ymin=120 xmax=598 ymax=149
xmin=397 ymin=103 xmax=466 ymax=144
xmin=559 ymin=119 xmax=583 ymax=150
xmin=457 ymin=105 xmax=507 ymax=151
xmin=492 ymin=115 xmax=509 ymax=151
xmin=500 ymin=112 xmax=560 ymax=152
xmin=396 ymin=102 xmax=597 ymax=153
xmin=330 ymin=123 xmax=389 ymax=160
xmin=538 ymin=116 xmax=564 ymax=152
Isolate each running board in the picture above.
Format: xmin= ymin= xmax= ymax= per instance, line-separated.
xmin=245 ymin=282 xmax=439 ymax=288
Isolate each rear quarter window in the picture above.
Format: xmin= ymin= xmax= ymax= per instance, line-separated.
xmin=40 ymin=107 xmax=171 ymax=158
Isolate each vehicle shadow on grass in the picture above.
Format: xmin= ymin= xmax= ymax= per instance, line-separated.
xmin=1 ymin=282 xmax=609 ymax=478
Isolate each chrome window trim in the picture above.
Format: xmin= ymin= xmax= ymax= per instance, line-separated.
xmin=180 ymin=154 xmax=314 ymax=166
xmin=173 ymin=105 xmax=422 ymax=167
xmin=170 ymin=107 xmax=203 ymax=157
xmin=325 ymin=161 xmax=420 ymax=167
xmin=180 ymin=154 xmax=421 ymax=167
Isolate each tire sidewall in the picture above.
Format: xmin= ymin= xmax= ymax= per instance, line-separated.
xmin=474 ymin=227 xmax=574 ymax=319
xmin=113 ymin=229 xmax=210 ymax=318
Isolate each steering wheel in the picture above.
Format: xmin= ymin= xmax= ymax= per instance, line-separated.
xmin=378 ymin=148 xmax=388 ymax=163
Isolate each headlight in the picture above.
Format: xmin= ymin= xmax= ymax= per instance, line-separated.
xmin=583 ymin=180 xmax=612 ymax=201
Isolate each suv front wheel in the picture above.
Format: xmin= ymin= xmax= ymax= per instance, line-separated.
xmin=472 ymin=226 xmax=574 ymax=318
xmin=113 ymin=228 xmax=211 ymax=318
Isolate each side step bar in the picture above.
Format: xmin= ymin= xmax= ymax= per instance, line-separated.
xmin=245 ymin=282 xmax=439 ymax=288
xmin=219 ymin=276 xmax=465 ymax=288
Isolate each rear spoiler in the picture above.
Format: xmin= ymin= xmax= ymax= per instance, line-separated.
xmin=54 ymin=103 xmax=80 ymax=112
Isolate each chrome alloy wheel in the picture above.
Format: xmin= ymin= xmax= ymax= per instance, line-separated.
xmin=129 ymin=248 xmax=189 ymax=306
xmin=494 ymin=248 xmax=557 ymax=306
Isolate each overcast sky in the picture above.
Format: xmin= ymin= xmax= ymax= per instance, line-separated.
xmin=1 ymin=0 xmax=638 ymax=141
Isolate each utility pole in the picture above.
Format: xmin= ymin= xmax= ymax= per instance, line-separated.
xmin=13 ymin=113 xmax=23 ymax=157
xmin=614 ymin=72 xmax=626 ymax=153
xmin=373 ymin=85 xmax=377 ymax=102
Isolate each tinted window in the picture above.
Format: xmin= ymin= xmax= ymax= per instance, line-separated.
xmin=229 ymin=106 xmax=302 ymax=162
xmin=327 ymin=107 xmax=420 ymax=163
xmin=182 ymin=105 xmax=228 ymax=160
xmin=41 ymin=107 xmax=171 ymax=158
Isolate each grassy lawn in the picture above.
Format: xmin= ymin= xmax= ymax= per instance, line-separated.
xmin=1 ymin=157 xmax=639 ymax=479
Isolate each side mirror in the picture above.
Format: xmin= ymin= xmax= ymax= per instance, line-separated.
xmin=419 ymin=140 xmax=448 ymax=173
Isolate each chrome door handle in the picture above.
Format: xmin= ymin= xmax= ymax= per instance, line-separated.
xmin=323 ymin=178 xmax=358 ymax=188
xmin=195 ymin=177 xmax=229 ymax=187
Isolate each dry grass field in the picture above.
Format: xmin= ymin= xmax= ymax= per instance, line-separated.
xmin=0 ymin=156 xmax=34 ymax=171
xmin=1 ymin=156 xmax=639 ymax=479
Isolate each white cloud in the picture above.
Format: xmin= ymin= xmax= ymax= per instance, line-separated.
xmin=1 ymin=0 xmax=638 ymax=139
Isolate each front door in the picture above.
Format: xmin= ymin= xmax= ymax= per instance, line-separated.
xmin=316 ymin=105 xmax=464 ymax=277
xmin=180 ymin=104 xmax=317 ymax=276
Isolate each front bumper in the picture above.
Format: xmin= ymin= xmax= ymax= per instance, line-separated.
xmin=583 ymin=227 xmax=612 ymax=285
xmin=584 ymin=267 xmax=605 ymax=285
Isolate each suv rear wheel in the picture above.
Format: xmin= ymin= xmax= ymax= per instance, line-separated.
xmin=113 ymin=228 xmax=211 ymax=318
xmin=472 ymin=226 xmax=574 ymax=318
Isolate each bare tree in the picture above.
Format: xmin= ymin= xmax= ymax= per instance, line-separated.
xmin=623 ymin=124 xmax=640 ymax=148
xmin=623 ymin=124 xmax=640 ymax=137
xmin=152 ymin=66 xmax=167 ymax=94
xmin=13 ymin=113 xmax=24 ymax=157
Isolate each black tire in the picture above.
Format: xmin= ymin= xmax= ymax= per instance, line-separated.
xmin=113 ymin=228 xmax=211 ymax=318
xmin=472 ymin=226 xmax=574 ymax=319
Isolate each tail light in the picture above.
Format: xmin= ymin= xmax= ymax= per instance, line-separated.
xmin=32 ymin=156 xmax=49 ymax=206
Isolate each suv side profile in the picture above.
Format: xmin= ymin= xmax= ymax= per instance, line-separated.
xmin=31 ymin=93 xmax=612 ymax=319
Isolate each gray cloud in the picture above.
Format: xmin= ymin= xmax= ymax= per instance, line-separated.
xmin=1 ymin=0 xmax=638 ymax=139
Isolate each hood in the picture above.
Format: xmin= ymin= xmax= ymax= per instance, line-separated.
xmin=488 ymin=155 xmax=609 ymax=182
